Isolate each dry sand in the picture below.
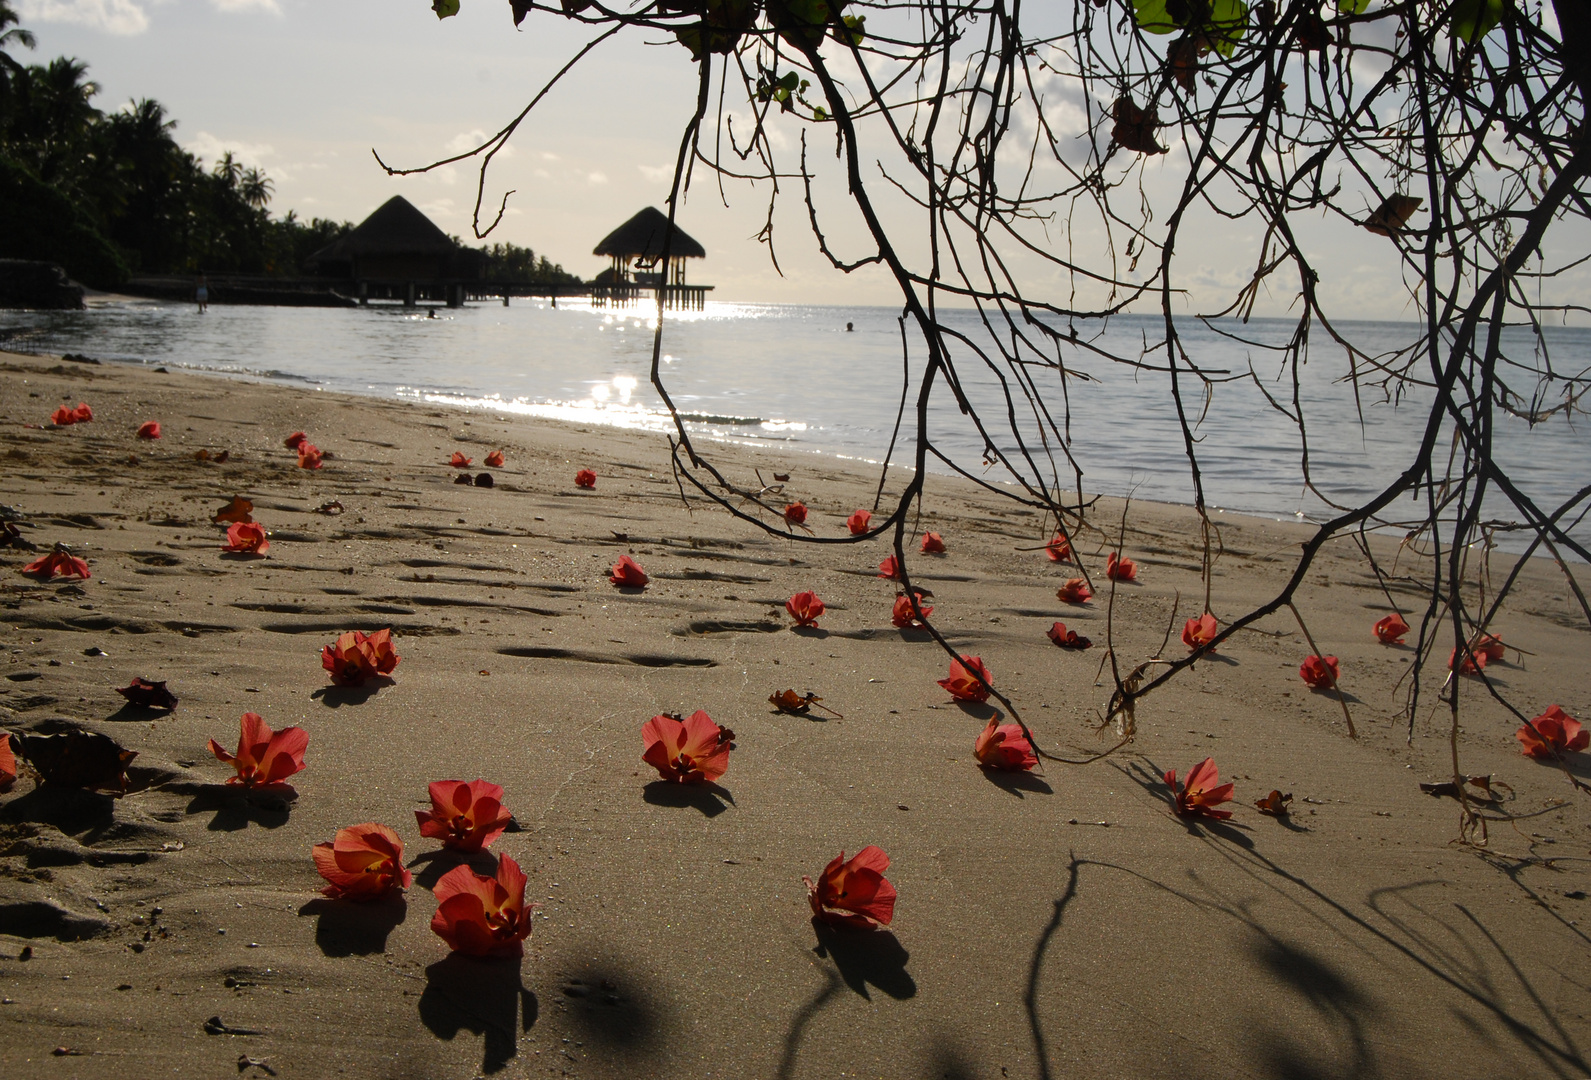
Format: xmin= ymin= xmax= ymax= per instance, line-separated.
xmin=1 ymin=348 xmax=1588 ymax=1079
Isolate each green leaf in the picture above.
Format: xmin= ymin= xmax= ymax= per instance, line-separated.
xmin=1132 ymin=0 xmax=1182 ymax=35
xmin=839 ymin=13 xmax=866 ymax=45
xmin=1205 ymin=0 xmax=1248 ymax=58
xmin=1336 ymin=0 xmax=1371 ymax=13
xmin=1134 ymin=0 xmax=1248 ymax=55
xmin=1450 ymin=0 xmax=1503 ymax=44
xmin=431 ymin=0 xmax=460 ymax=19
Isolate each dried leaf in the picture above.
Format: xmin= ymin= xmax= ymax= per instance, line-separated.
xmin=19 ymin=730 xmax=137 ymax=793
xmin=1254 ymin=790 xmax=1293 ymax=816
xmin=769 ymin=689 xmax=815 ymax=715
xmin=1167 ymin=34 xmax=1198 ymax=94
xmin=1363 ymin=194 xmax=1423 ymax=237
xmin=213 ymin=496 xmax=254 ymax=525
xmin=314 ymin=500 xmax=344 ymax=515
xmin=116 ymin=677 xmax=178 ymax=711
xmin=1112 ymin=96 xmax=1166 ymax=155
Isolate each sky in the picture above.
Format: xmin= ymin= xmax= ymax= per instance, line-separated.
xmin=11 ymin=1 xmax=1586 ymax=321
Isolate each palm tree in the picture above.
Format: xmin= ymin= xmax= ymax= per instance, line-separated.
xmin=213 ymin=150 xmax=242 ymax=188
xmin=240 ymin=165 xmax=272 ymax=210
xmin=0 ymin=1 xmax=36 ymax=96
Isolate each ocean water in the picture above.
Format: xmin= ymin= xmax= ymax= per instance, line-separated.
xmin=5 ymin=297 xmax=1588 ymax=551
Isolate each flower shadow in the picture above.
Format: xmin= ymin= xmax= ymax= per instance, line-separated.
xmin=408 ymin=847 xmax=500 ymax=891
xmin=0 ymin=784 xmax=116 ymax=837
xmin=218 ymin=552 xmax=267 ymax=563
xmin=954 ymin=700 xmax=1000 ymax=722
xmin=419 ymin=952 xmax=537 ymax=1075
xmin=297 ymin=894 xmax=407 ymax=957
xmin=980 ymin=766 xmax=1054 ymax=797
xmin=810 ymin=920 xmax=916 ymax=1001
xmin=894 ymin=626 xmax=934 ymax=642
xmin=641 ymin=780 xmax=734 ymax=818
xmin=103 ymin=702 xmax=175 ymax=723
xmin=310 ymin=680 xmax=391 ymax=708
xmin=791 ymin=626 xmax=830 ymax=640
xmin=185 ymin=783 xmax=296 ymax=832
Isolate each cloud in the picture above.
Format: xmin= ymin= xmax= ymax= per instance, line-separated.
xmin=17 ymin=0 xmax=149 ymax=35
xmin=444 ymin=129 xmax=513 ymax=160
xmin=209 ymin=0 xmax=280 ymax=11
xmin=587 ymin=171 xmax=607 ymax=185
xmin=638 ymin=164 xmax=675 ymax=184
xmin=183 ymin=131 xmax=284 ymax=178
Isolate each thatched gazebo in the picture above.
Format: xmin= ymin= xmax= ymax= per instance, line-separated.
xmin=307 ymin=195 xmax=484 ymax=306
xmin=592 ymin=207 xmax=706 ymax=288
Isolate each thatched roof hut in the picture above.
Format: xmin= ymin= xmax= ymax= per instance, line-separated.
xmin=307 ymin=196 xmax=484 ymax=283
xmin=593 ymin=207 xmax=705 ymax=285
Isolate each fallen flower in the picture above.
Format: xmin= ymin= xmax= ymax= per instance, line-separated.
xmin=136 ymin=421 xmax=161 ymax=440
xmin=891 ymin=592 xmax=933 ymax=628
xmin=1373 ymin=612 xmax=1409 ymax=645
xmin=430 ymin=853 xmax=536 ymax=957
xmin=450 ymin=452 xmax=473 ymax=468
xmin=1046 ymin=622 xmax=1091 ymax=650
xmin=0 ymin=733 xmax=16 ymax=790
xmin=21 ymin=547 xmax=90 ymax=580
xmin=1516 ymin=705 xmax=1589 ymax=760
xmin=938 ymin=655 xmax=992 ymax=702
xmin=416 ymin=779 xmax=514 ymax=852
xmin=484 ymin=450 xmax=505 ymax=468
xmin=974 ymin=717 xmax=1037 ymax=772
xmin=1253 ymin=790 xmax=1293 ymax=817
xmin=1105 ymin=552 xmax=1137 ymax=581
xmin=847 ymin=509 xmax=871 ymax=535
xmin=574 ymin=468 xmax=597 ymax=489
xmin=784 ymin=502 xmax=808 ymax=527
xmin=297 ymin=443 xmax=324 ymax=469
xmin=1045 ymin=533 xmax=1073 ymax=562
xmin=283 ymin=432 xmax=308 ymax=450
xmin=50 ymin=405 xmax=77 ymax=426
xmin=321 ymin=628 xmax=400 ymax=686
xmin=1448 ymin=645 xmax=1486 ymax=675
xmin=313 ymin=822 xmax=411 ymax=901
xmin=1299 ymin=654 xmax=1340 ymax=690
xmin=223 ymin=521 xmax=269 ymax=555
xmin=786 ymin=590 xmax=825 ymax=628
xmin=877 ymin=555 xmax=903 ymax=581
xmin=115 ymin=677 xmax=178 ymax=711
xmin=1181 ymin=613 xmax=1219 ymax=652
xmin=1474 ymin=633 xmax=1506 ymax=663
xmin=18 ymin=730 xmax=136 ymax=792
xmin=609 ymin=554 xmax=649 ymax=588
xmin=71 ymin=402 xmax=92 ymax=423
xmin=920 ymin=532 xmax=945 ymax=554
xmin=213 ymin=496 xmax=254 ymax=525
xmin=641 ymin=710 xmax=732 ymax=784
xmin=1056 ymin=578 xmax=1093 ymax=604
xmin=804 ymin=846 xmax=896 ymax=929
xmin=1165 ymin=757 xmax=1235 ymax=820
xmin=208 ymin=712 xmax=307 ymax=789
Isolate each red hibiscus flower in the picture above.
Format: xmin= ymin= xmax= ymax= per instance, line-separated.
xmin=847 ymin=509 xmax=871 ymax=535
xmin=484 ymin=450 xmax=505 ymax=468
xmin=313 ymin=822 xmax=412 ymax=901
xmin=574 ymin=468 xmax=597 ymax=489
xmin=431 ymin=853 xmax=537 ymax=957
xmin=1448 ymin=646 xmax=1486 ymax=675
xmin=920 ymin=532 xmax=945 ymax=554
xmin=784 ymin=502 xmax=808 ymax=527
xmin=223 ymin=521 xmax=269 ymax=555
xmin=1056 ymin=577 xmax=1093 ymax=604
xmin=1474 ymin=633 xmax=1506 ymax=663
xmin=1046 ymin=622 xmax=1091 ymax=649
xmin=21 ymin=548 xmax=90 ymax=580
xmin=891 ymin=592 xmax=932 ymax=628
xmin=284 ymin=432 xmax=308 ymax=450
xmin=1373 ymin=613 xmax=1409 ymax=644
xmin=641 ymin=710 xmax=732 ymax=784
xmin=938 ymin=655 xmax=992 ymax=702
xmin=804 ymin=846 xmax=897 ymax=929
xmin=207 ymin=712 xmax=307 ymax=789
xmin=1181 ymin=613 xmax=1219 ymax=652
xmin=136 ymin=421 xmax=161 ymax=440
xmin=416 ymin=779 xmax=514 ymax=852
xmin=786 ymin=590 xmax=825 ymax=628
xmin=1165 ymin=757 xmax=1235 ymax=820
xmin=877 ymin=555 xmax=904 ymax=581
xmin=1045 ymin=533 xmax=1073 ymax=562
xmin=115 ymin=677 xmax=177 ymax=711
xmin=974 ymin=717 xmax=1037 ymax=771
xmin=297 ymin=443 xmax=324 ymax=469
xmin=71 ymin=402 xmax=92 ymax=423
xmin=450 ymin=452 xmax=473 ymax=468
xmin=320 ymin=628 xmax=400 ymax=686
xmin=50 ymin=406 xmax=75 ymax=426
xmin=0 ymin=733 xmax=16 ymax=791
xmin=1105 ymin=552 xmax=1137 ymax=581
xmin=609 ymin=554 xmax=648 ymax=588
xmin=1300 ymin=654 xmax=1340 ymax=689
xmin=1516 ymin=705 xmax=1589 ymax=760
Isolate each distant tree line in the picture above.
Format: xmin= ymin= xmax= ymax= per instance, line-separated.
xmin=0 ymin=2 xmax=578 ymax=289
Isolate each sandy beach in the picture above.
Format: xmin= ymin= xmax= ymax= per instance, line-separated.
xmin=1 ymin=348 xmax=1588 ymax=1079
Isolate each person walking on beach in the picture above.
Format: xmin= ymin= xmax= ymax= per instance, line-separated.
xmin=196 ymin=274 xmax=209 ymax=313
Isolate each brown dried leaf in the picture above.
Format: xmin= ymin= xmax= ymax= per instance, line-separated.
xmin=213 ymin=496 xmax=254 ymax=525
xmin=19 ymin=730 xmax=137 ymax=793
xmin=1111 ymin=97 xmax=1166 ymax=155
xmin=1363 ymin=194 xmax=1423 ymax=237
xmin=1254 ymin=789 xmax=1293 ymax=816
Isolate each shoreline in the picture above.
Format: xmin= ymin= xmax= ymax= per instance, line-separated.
xmin=2 ymin=348 xmax=1588 ymax=1077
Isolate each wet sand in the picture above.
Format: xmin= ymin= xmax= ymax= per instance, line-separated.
xmin=1 ymin=349 xmax=1588 ymax=1078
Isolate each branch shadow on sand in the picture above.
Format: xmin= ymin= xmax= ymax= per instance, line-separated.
xmin=419 ymin=953 xmax=536 ymax=1075
xmin=642 ymin=780 xmax=734 ymax=817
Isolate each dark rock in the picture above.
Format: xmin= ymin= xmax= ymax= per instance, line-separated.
xmin=0 ymin=260 xmax=84 ymax=311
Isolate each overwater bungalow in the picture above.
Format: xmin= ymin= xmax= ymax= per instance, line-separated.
xmin=306 ymin=195 xmax=485 ymax=307
xmin=592 ymin=207 xmax=712 ymax=310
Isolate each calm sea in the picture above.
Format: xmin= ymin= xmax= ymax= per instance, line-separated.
xmin=5 ymin=297 xmax=1587 ymax=552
